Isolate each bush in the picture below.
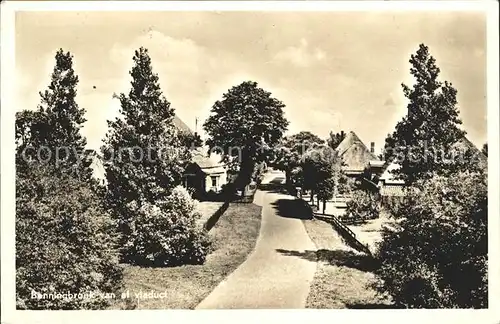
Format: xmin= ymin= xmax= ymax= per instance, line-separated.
xmin=16 ymin=163 xmax=123 ymax=310
xmin=123 ymin=186 xmax=212 ymax=267
xmin=374 ymin=171 xmax=487 ymax=308
xmin=252 ymin=162 xmax=267 ymax=183
xmin=381 ymin=195 xmax=407 ymax=217
xmin=344 ymin=190 xmax=381 ymax=222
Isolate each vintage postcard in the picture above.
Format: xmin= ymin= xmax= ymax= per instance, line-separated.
xmin=1 ymin=1 xmax=499 ymax=323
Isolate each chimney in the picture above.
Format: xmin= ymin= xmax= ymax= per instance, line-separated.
xmin=370 ymin=142 xmax=375 ymax=154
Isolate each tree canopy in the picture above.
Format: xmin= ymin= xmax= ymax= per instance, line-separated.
xmin=101 ymin=47 xmax=191 ymax=256
xmin=327 ymin=130 xmax=346 ymax=150
xmin=15 ymin=49 xmax=94 ymax=182
xmin=15 ymin=49 xmax=122 ymax=309
xmin=203 ymin=81 xmax=289 ymax=189
xmin=376 ymin=170 xmax=487 ymax=308
xmin=301 ymin=145 xmax=346 ymax=213
xmin=273 ymin=131 xmax=324 ymax=186
xmin=383 ymin=44 xmax=469 ymax=184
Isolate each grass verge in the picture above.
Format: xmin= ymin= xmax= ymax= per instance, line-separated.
xmin=302 ymin=218 xmax=393 ymax=309
xmin=109 ymin=202 xmax=262 ymax=309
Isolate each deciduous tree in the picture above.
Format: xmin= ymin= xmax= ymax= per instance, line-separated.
xmin=375 ymin=171 xmax=487 ymax=308
xmin=273 ymin=131 xmax=324 ymax=188
xmin=204 ymin=81 xmax=289 ymax=190
xmin=301 ymin=145 xmax=346 ymax=214
xmin=327 ymin=130 xmax=346 ymax=150
xmin=383 ymin=44 xmax=470 ymax=184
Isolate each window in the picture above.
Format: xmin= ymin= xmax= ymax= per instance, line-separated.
xmin=211 ymin=176 xmax=218 ymax=188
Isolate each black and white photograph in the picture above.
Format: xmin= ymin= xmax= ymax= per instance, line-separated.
xmin=1 ymin=1 xmax=499 ymax=322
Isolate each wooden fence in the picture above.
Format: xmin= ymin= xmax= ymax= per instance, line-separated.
xmin=313 ymin=213 xmax=372 ymax=255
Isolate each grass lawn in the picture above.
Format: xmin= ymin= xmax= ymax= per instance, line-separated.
xmin=109 ymin=202 xmax=262 ymax=309
xmin=195 ymin=201 xmax=225 ymax=228
xmin=302 ymin=218 xmax=393 ymax=309
xmin=346 ymin=211 xmax=396 ymax=254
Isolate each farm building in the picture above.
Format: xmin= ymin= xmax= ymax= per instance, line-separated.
xmin=182 ymin=148 xmax=228 ymax=198
xmin=377 ymin=160 xmax=406 ymax=197
xmin=335 ymin=131 xmax=383 ymax=179
xmin=451 ymin=136 xmax=488 ymax=170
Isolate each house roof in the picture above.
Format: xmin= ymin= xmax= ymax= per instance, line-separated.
xmin=335 ymin=131 xmax=380 ymax=173
xmin=190 ymin=147 xmax=226 ymax=174
xmin=173 ymin=115 xmax=194 ymax=135
xmin=451 ymin=136 xmax=487 ymax=168
xmin=369 ymin=160 xmax=385 ymax=168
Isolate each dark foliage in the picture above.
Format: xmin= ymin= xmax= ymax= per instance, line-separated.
xmin=122 ymin=186 xmax=211 ymax=267
xmin=327 ymin=130 xmax=346 ymax=150
xmin=345 ymin=190 xmax=381 ymax=222
xmin=16 ymin=162 xmax=123 ymax=309
xmin=101 ymin=48 xmax=202 ymax=263
xmin=383 ymin=44 xmax=470 ymax=185
xmin=375 ymin=171 xmax=487 ymax=308
xmin=203 ymin=81 xmax=289 ymax=189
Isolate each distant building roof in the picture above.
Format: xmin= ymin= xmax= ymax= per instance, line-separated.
xmin=173 ymin=115 xmax=194 ymax=135
xmin=335 ymin=131 xmax=381 ymax=173
xmin=190 ymin=147 xmax=226 ymax=174
xmin=369 ymin=160 xmax=385 ymax=168
xmin=451 ymin=136 xmax=487 ymax=169
xmin=378 ymin=135 xmax=486 ymax=185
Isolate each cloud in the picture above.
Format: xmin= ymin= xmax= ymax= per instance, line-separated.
xmin=273 ymin=38 xmax=326 ymax=68
xmin=107 ymin=30 xmax=251 ymax=138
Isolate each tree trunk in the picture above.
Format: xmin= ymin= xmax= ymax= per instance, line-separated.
xmin=235 ymin=148 xmax=255 ymax=191
xmin=310 ymin=190 xmax=314 ymax=203
xmin=285 ymin=169 xmax=292 ymax=189
xmin=322 ymin=200 xmax=326 ymax=214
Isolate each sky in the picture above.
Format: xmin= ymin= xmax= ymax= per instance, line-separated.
xmin=15 ymin=11 xmax=487 ymax=154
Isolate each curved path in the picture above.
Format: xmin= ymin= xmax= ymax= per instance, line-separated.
xmin=196 ymin=171 xmax=317 ymax=309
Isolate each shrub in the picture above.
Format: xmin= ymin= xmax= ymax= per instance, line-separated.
xmin=123 ymin=186 xmax=212 ymax=267
xmin=374 ymin=171 xmax=487 ymax=308
xmin=252 ymin=162 xmax=267 ymax=183
xmin=344 ymin=190 xmax=381 ymax=222
xmin=16 ymin=163 xmax=123 ymax=310
xmin=381 ymin=194 xmax=410 ymax=219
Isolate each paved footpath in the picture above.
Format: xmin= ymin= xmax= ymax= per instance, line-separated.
xmin=196 ymin=171 xmax=317 ymax=309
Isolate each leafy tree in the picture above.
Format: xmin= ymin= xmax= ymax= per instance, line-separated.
xmin=273 ymin=131 xmax=324 ymax=187
xmin=15 ymin=50 xmax=122 ymax=309
xmin=375 ymin=171 xmax=487 ymax=308
xmin=344 ymin=190 xmax=380 ymax=223
xmin=481 ymin=143 xmax=488 ymax=157
xmin=16 ymin=161 xmax=123 ymax=309
xmin=101 ymin=47 xmax=192 ymax=261
xmin=178 ymin=132 xmax=203 ymax=150
xmin=327 ymin=130 xmax=346 ymax=150
xmin=203 ymin=81 xmax=289 ymax=190
xmin=16 ymin=49 xmax=94 ymax=182
xmin=123 ymin=186 xmax=211 ymax=266
xmin=383 ymin=44 xmax=470 ymax=185
xmin=301 ymin=145 xmax=345 ymax=213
